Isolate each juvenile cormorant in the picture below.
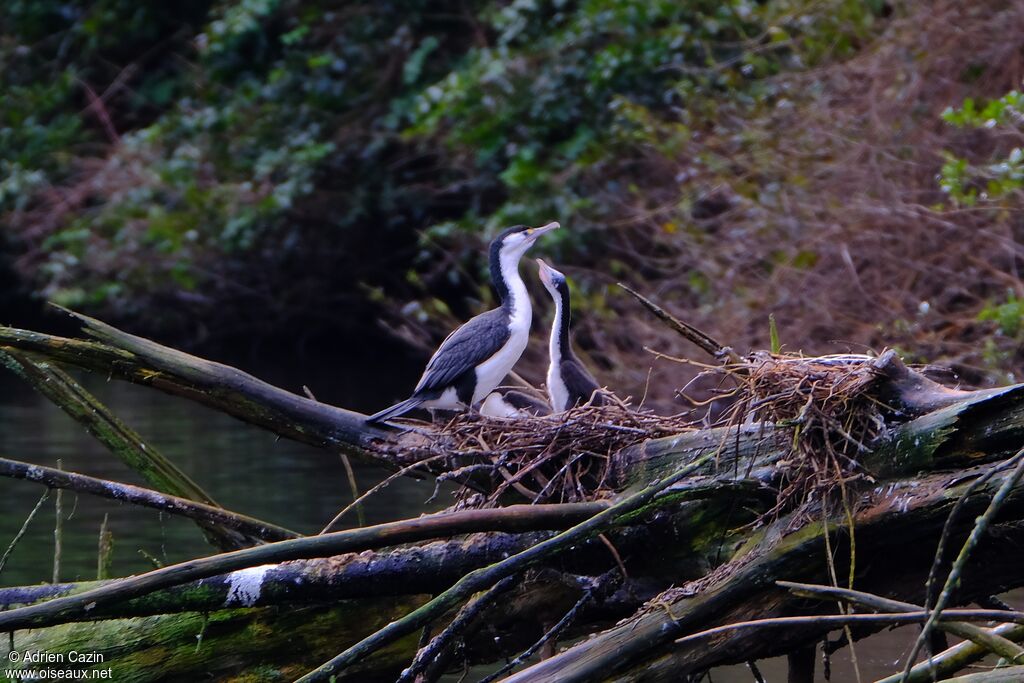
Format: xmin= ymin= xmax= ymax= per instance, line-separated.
xmin=367 ymin=222 xmax=559 ymax=423
xmin=480 ymin=388 xmax=552 ymax=418
xmin=536 ymin=258 xmax=605 ymax=412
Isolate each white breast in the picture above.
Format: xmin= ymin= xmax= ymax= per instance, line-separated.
xmin=545 ymin=305 xmax=569 ymax=412
xmin=472 ymin=304 xmax=530 ymax=405
xmin=546 ymin=364 xmax=569 ymax=413
xmin=472 ymin=251 xmax=532 ymax=406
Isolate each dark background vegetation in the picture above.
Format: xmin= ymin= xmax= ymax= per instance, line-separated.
xmin=4 ymin=0 xmax=1024 ymax=412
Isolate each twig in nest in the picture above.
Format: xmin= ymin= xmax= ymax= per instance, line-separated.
xmin=722 ymin=352 xmax=887 ymax=519
xmin=386 ymin=403 xmax=696 ymax=507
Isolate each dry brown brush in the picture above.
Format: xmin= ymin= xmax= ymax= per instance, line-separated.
xmin=562 ymin=0 xmax=1024 ymax=414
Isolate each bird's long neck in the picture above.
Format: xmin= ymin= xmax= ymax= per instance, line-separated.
xmin=548 ymin=283 xmax=572 ymax=365
xmin=492 ymin=245 xmax=530 ymax=325
xmin=545 ymin=282 xmax=571 ymax=411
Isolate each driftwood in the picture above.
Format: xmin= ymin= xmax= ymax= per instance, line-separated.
xmin=2 ymin=307 xmax=1024 ymax=682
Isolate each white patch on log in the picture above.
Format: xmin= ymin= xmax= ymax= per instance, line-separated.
xmin=225 ymin=564 xmax=274 ymax=606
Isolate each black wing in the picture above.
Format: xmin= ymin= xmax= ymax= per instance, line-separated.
xmin=414 ymin=309 xmax=510 ymax=395
xmin=560 ymin=358 xmax=604 ymax=407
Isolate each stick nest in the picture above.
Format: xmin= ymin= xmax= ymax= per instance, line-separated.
xmin=725 ymin=352 xmax=888 ymax=516
xmin=380 ymin=402 xmax=694 ymax=507
xmin=374 ymin=351 xmax=898 ymax=516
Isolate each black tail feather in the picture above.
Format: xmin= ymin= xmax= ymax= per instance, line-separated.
xmin=366 ymin=396 xmax=425 ymax=424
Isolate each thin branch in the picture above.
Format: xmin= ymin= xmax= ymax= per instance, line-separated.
xmin=0 ymin=490 xmax=50 ymax=577
xmin=901 ymin=445 xmax=1024 ymax=680
xmin=779 ymin=581 xmax=1024 ymax=663
xmin=296 ymin=452 xmax=717 ymax=682
xmin=875 ymin=623 xmax=1024 ymax=683
xmin=0 ymin=502 xmax=606 ymax=633
xmin=617 ymin=283 xmax=741 ymax=363
xmin=477 ymin=587 xmax=595 ymax=683
xmin=53 ymin=461 xmax=63 ymax=584
xmin=320 ymin=453 xmax=451 ymax=534
xmin=398 ymin=575 xmax=518 ymax=683
xmin=672 ymin=611 xmax=1024 ymax=647
xmin=303 ymin=383 xmax=367 ymax=528
xmin=339 ymin=453 xmax=366 ymax=528
xmin=0 ymin=456 xmax=299 ymax=542
xmin=97 ymin=514 xmax=113 ymax=580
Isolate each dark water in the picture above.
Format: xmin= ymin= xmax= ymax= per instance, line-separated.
xmin=0 ymin=372 xmax=436 ymax=587
xmin=0 ymin=371 xmax=1019 ymax=682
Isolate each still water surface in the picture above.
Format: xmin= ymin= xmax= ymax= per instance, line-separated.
xmin=0 ymin=371 xmax=1014 ymax=681
xmin=0 ymin=372 xmax=435 ymax=587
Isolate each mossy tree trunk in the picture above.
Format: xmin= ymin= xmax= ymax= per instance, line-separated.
xmin=3 ymin=315 xmax=1024 ymax=681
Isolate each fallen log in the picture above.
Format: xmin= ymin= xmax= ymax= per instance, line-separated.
xmin=0 ymin=349 xmax=258 ymax=550
xmin=4 ymin=309 xmax=1024 ymax=683
xmin=0 ymin=496 xmax=737 ymax=622
xmin=0 ymin=517 xmax=718 ymax=681
xmin=505 ymin=462 xmax=1024 ymax=682
xmin=0 ymin=504 xmax=607 ymax=632
xmin=0 ymin=310 xmax=386 ymax=457
xmin=5 ymin=599 xmax=429 ymax=682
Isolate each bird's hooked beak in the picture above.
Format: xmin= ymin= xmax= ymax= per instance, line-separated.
xmin=526 ymin=221 xmax=559 ymax=242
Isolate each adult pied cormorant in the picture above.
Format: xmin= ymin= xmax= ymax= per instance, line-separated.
xmin=537 ymin=259 xmax=605 ymax=412
xmin=367 ymin=222 xmax=559 ymax=423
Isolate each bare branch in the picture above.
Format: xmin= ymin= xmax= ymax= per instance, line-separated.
xmin=0 ymin=456 xmax=299 ymax=543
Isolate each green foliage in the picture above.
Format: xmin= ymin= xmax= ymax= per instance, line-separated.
xmin=941 ymin=91 xmax=1024 ymax=127
xmin=974 ymin=291 xmax=1024 ymax=379
xmin=979 ymin=291 xmax=1024 ymax=338
xmin=939 ymin=91 xmax=1024 ymax=205
xmin=2 ymin=0 xmax=884 ymax=332
xmin=406 ymin=0 xmax=881 ymax=235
